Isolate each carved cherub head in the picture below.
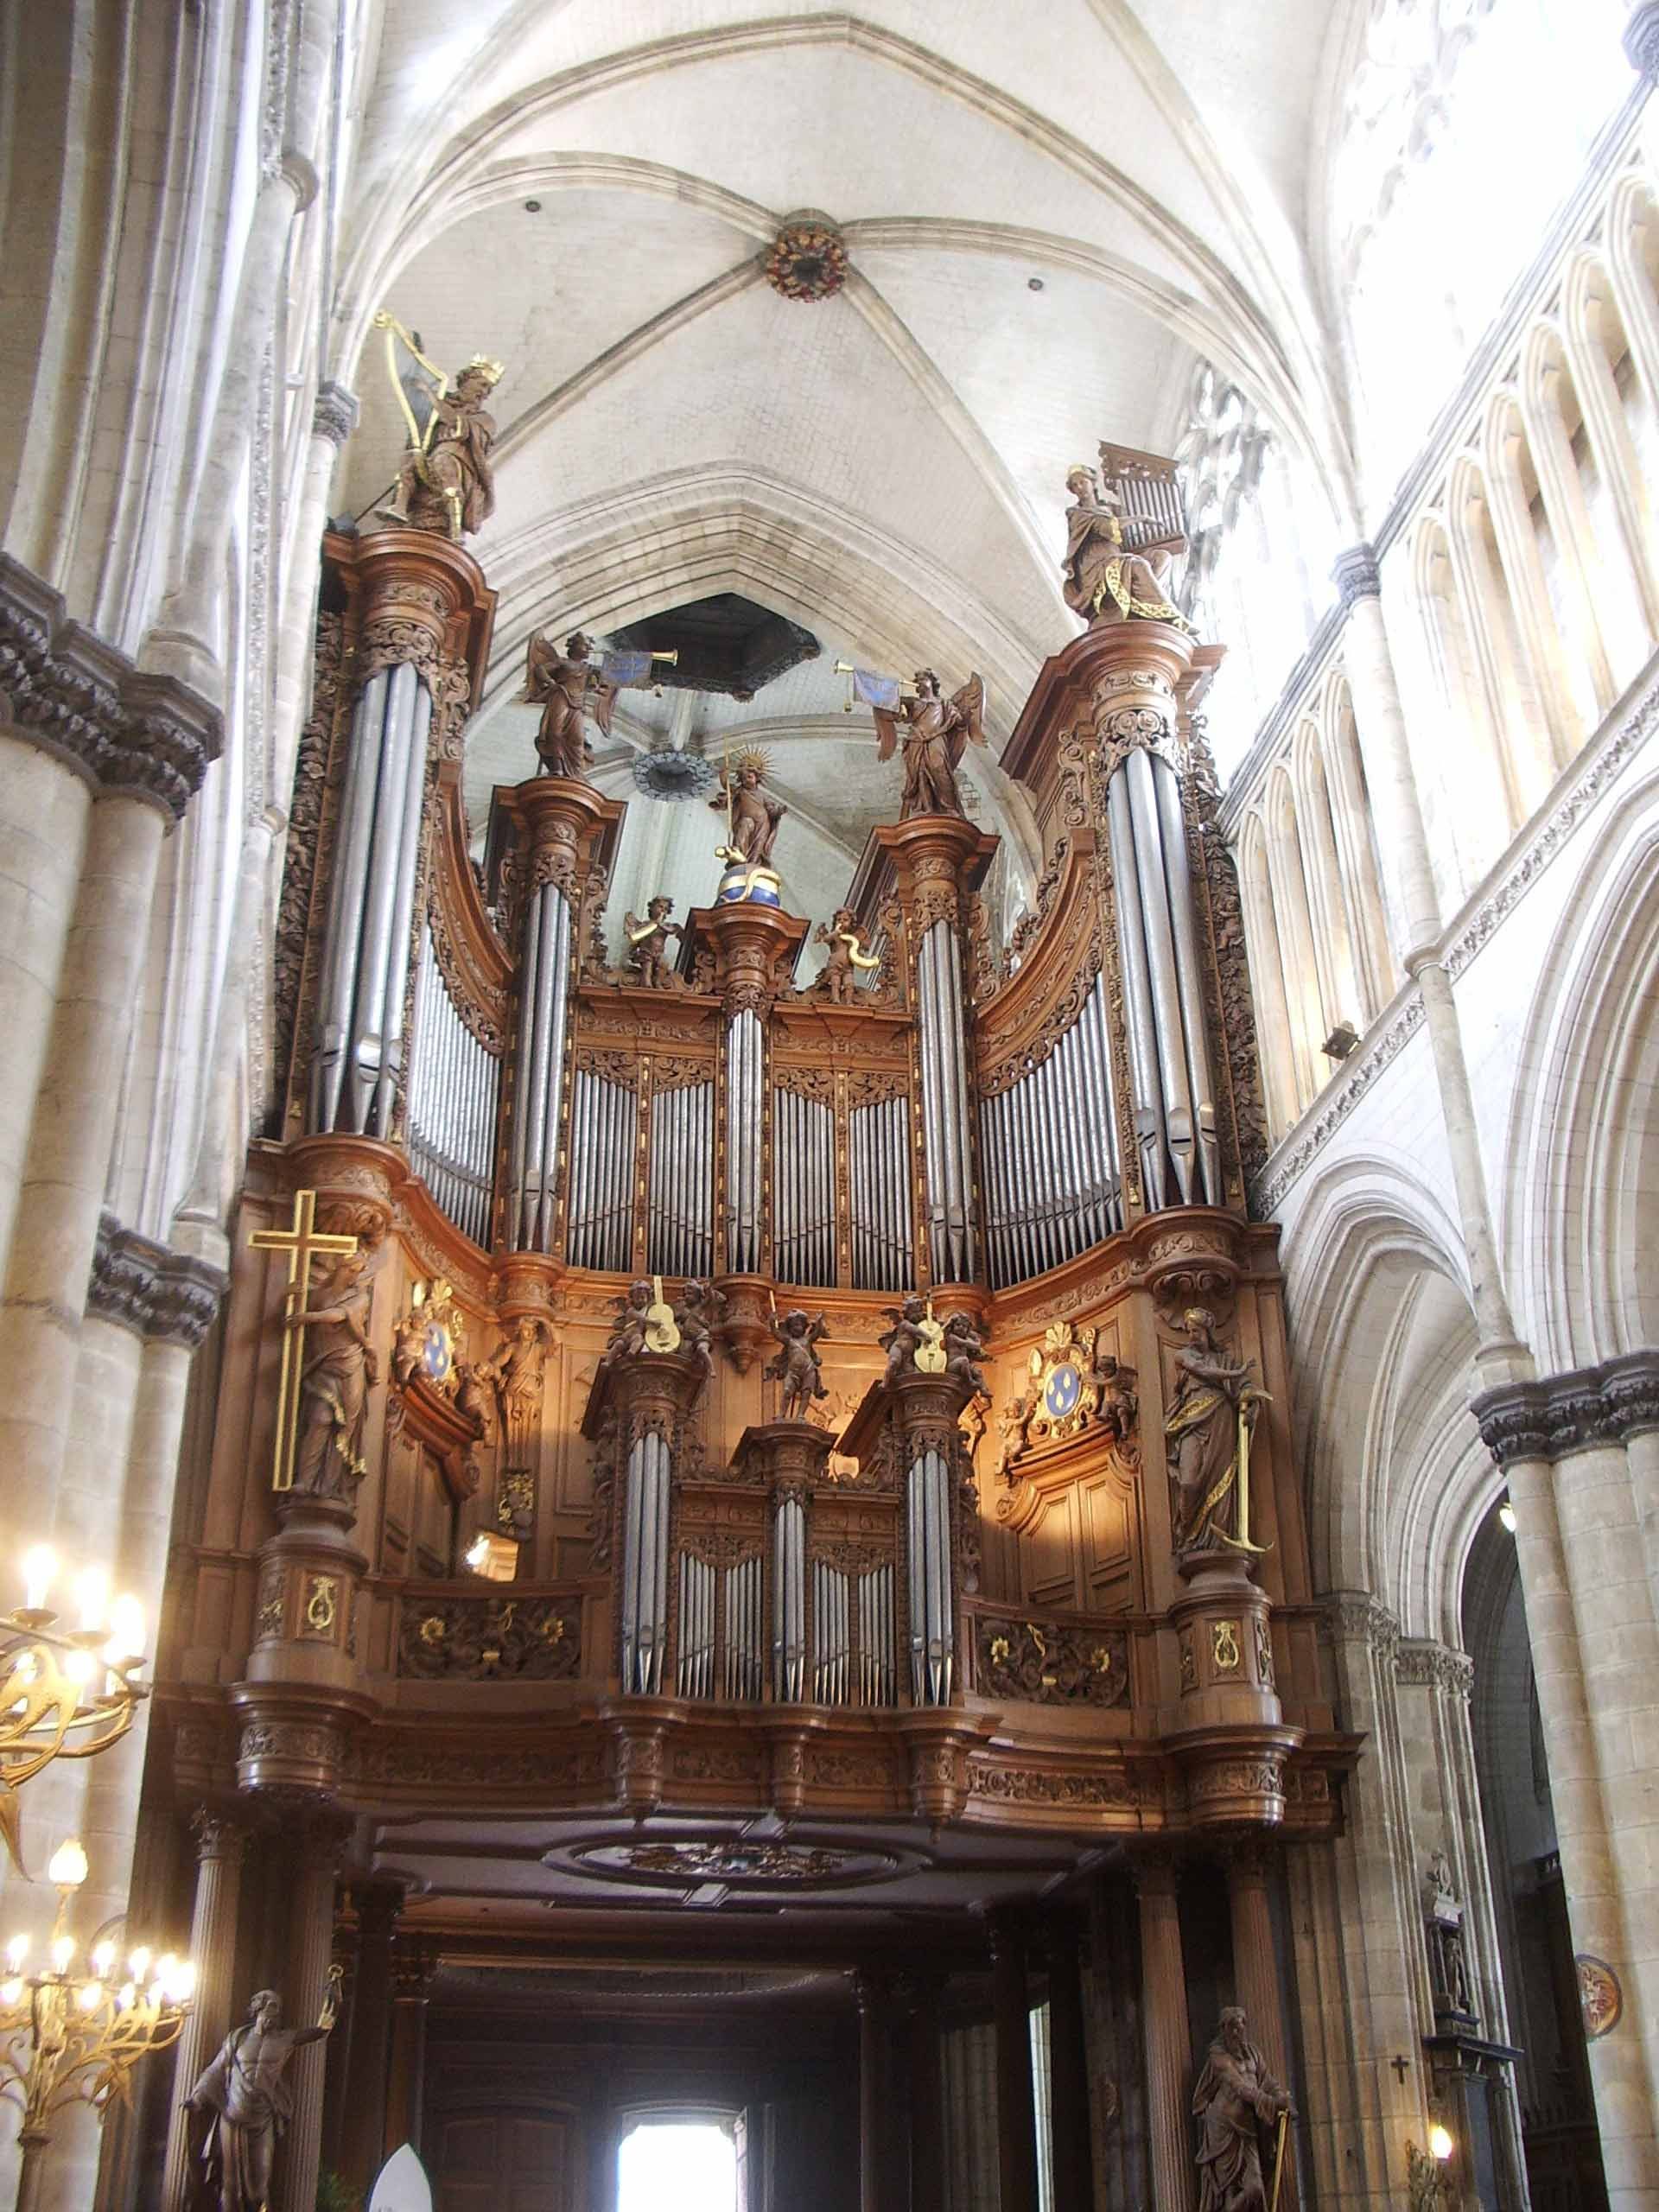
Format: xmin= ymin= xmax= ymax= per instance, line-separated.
xmin=833 ymin=906 xmax=857 ymax=931
xmin=778 ymin=1309 xmax=810 ymax=1340
xmin=626 ymin=1279 xmax=652 ymax=1312
xmin=738 ymin=766 xmax=761 ymax=790
xmin=647 ymin=895 xmax=673 ymax=921
xmin=913 ymin=668 xmax=941 ymax=697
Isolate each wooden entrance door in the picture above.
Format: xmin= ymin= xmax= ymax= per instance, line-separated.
xmin=430 ymin=2105 xmax=582 ymax=2212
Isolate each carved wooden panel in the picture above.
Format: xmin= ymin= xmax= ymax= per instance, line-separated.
xmin=431 ymin=2107 xmax=579 ymax=2212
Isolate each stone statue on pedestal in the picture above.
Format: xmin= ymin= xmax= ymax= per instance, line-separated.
xmin=1192 ymin=2005 xmax=1291 ymax=2212
xmin=766 ymin=1308 xmax=830 ymax=1421
xmin=186 ymin=1978 xmax=340 ymax=2212
xmin=1165 ymin=1307 xmax=1260 ymax=1554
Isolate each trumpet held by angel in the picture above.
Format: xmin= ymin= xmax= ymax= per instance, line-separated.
xmin=869 ymin=668 xmax=986 ymax=821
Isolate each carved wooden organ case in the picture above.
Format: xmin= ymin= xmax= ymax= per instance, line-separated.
xmin=165 ymin=528 xmax=1354 ymax=1846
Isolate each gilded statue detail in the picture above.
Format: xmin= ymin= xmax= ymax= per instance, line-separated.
xmin=1192 ymin=2006 xmax=1293 ymax=2212
xmin=814 ymin=908 xmax=881 ymax=1003
xmin=873 ymin=669 xmax=985 ymax=820
xmin=186 ymin=1979 xmax=340 ymax=2212
xmin=623 ymin=896 xmax=683 ymax=989
xmin=1165 ymin=1307 xmax=1262 ymax=1555
xmin=524 ymin=631 xmax=617 ymax=780
xmin=374 ymin=313 xmax=503 ymax=542
xmin=1062 ymin=459 xmax=1189 ymax=629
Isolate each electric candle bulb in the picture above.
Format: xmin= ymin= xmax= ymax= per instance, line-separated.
xmin=63 ymin=1648 xmax=95 ymax=1698
xmin=5 ymin=1936 xmax=27 ymax=1972
xmin=50 ymin=1936 xmax=74 ymax=1974
xmin=116 ymin=1982 xmax=135 ymax=2012
xmin=75 ymin=1568 xmax=109 ymax=1635
xmin=172 ymin=1960 xmax=198 ymax=2003
xmin=1429 ymin=2124 xmax=1453 ymax=2162
xmin=21 ymin=1547 xmax=55 ymax=1613
xmin=76 ymin=1982 xmax=101 ymax=2012
xmin=102 ymin=1594 xmax=144 ymax=1666
xmin=90 ymin=1942 xmax=114 ymax=1979
xmin=128 ymin=1948 xmax=150 ymax=1980
xmin=47 ymin=1838 xmax=87 ymax=1890
xmin=0 ymin=1980 xmax=22 ymax=2009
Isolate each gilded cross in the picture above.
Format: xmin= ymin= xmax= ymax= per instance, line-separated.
xmin=250 ymin=1189 xmax=359 ymax=1491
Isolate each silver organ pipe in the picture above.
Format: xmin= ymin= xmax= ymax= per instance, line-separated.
xmin=772 ymin=1086 xmax=835 ymax=1287
xmin=647 ymin=1077 xmax=714 ymax=1277
xmin=406 ymin=921 xmax=501 ymax=1248
xmin=724 ymin=1007 xmax=764 ymax=1274
xmin=311 ymin=662 xmax=435 ymax=1136
xmin=907 ymin=1446 xmax=954 ymax=1706
xmin=849 ymin=1093 xmax=913 ymax=1292
xmin=1152 ymin=753 xmax=1221 ymax=1200
xmin=772 ymin=1492 xmax=807 ymax=1701
xmin=724 ymin=1554 xmax=764 ymax=1702
xmin=620 ymin=1431 xmax=671 ymax=1695
xmin=977 ymin=975 xmax=1123 ymax=1290
xmin=506 ymin=882 xmax=573 ymax=1252
xmin=566 ymin=1065 xmax=637 ymax=1271
xmin=1105 ymin=771 xmax=1168 ymax=1210
xmin=676 ymin=1554 xmax=715 ymax=1700
xmin=916 ymin=921 xmax=977 ymax=1281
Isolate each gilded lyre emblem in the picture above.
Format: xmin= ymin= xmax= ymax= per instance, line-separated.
xmin=1212 ymin=1620 xmax=1242 ymax=1674
xmin=643 ymin=1275 xmax=681 ymax=1354
xmin=305 ymin=1576 xmax=339 ymax=1636
xmin=913 ymin=1300 xmax=948 ymax=1375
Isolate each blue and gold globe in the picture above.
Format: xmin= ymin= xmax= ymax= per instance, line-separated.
xmin=715 ymin=858 xmax=784 ymax=907
xmin=1043 ymin=1360 xmax=1082 ymax=1420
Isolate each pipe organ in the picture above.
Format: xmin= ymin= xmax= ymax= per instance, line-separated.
xmin=175 ymin=512 xmax=1347 ymax=2212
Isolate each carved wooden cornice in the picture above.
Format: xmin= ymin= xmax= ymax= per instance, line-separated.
xmin=0 ymin=554 xmax=221 ymax=821
xmin=974 ymin=834 xmax=1101 ymax=1094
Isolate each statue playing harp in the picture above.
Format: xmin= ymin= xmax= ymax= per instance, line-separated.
xmin=872 ymin=669 xmax=986 ymax=820
xmin=523 ymin=631 xmax=618 ymax=780
xmin=372 ymin=312 xmax=504 ymax=541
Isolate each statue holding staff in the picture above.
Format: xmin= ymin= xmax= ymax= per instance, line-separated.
xmin=1192 ymin=2006 xmax=1293 ymax=2212
xmin=186 ymin=1976 xmax=341 ymax=2212
xmin=1164 ymin=1307 xmax=1264 ymax=1554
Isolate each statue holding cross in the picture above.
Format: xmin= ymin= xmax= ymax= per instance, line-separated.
xmin=250 ymin=1191 xmax=379 ymax=1507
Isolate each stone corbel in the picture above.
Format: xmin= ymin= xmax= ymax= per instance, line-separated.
xmin=87 ymin=1210 xmax=229 ymax=1350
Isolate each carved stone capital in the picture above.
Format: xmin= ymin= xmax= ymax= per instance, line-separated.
xmin=1332 ymin=543 xmax=1382 ymax=608
xmin=1472 ymin=1350 xmax=1659 ymax=1466
xmin=311 ymin=381 xmax=359 ymax=448
xmin=1395 ymin=1638 xmax=1476 ymax=1699
xmin=1319 ymin=1589 xmax=1401 ymax=1660
xmin=0 ymin=556 xmax=221 ymax=820
xmin=1625 ymin=3 xmax=1659 ymax=79
xmin=189 ymin=1805 xmax=250 ymax=1866
xmin=87 ymin=1210 xmax=229 ymax=1348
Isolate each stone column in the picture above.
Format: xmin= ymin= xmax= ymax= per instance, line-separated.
xmin=384 ymin=1942 xmax=435 ymax=2164
xmin=1227 ymin=1843 xmax=1298 ymax=2210
xmin=340 ymin=1883 xmax=403 ymax=2194
xmin=161 ymin=1812 xmax=249 ymax=2212
xmin=1046 ymin=1918 xmax=1093 ymax=2212
xmin=855 ymin=1969 xmax=893 ymax=2212
xmin=1475 ymin=1365 xmax=1659 ymax=2210
xmin=990 ymin=1916 xmax=1038 ymax=2212
xmin=282 ymin=1819 xmax=345 ymax=2212
xmin=1136 ymin=1856 xmax=1197 ymax=2212
xmin=1333 ymin=550 xmax=1522 ymax=1368
xmin=270 ymin=385 xmax=358 ymax=802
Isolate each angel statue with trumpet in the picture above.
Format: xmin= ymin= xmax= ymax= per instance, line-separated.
xmin=372 ymin=311 xmax=504 ymax=541
xmin=870 ymin=667 xmax=986 ymax=821
xmin=523 ymin=630 xmax=618 ymax=780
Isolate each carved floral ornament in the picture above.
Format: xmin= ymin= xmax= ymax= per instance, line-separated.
xmin=764 ymin=219 xmax=849 ymax=302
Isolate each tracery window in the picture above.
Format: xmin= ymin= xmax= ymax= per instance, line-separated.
xmin=1332 ymin=0 xmax=1630 ymax=497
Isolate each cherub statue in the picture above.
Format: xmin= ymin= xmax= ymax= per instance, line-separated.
xmin=710 ymin=752 xmax=785 ymax=868
xmin=524 ymin=631 xmax=618 ymax=779
xmin=872 ymin=669 xmax=985 ymax=820
xmin=943 ymin=1311 xmax=987 ymax=1395
xmin=766 ymin=1308 xmax=830 ymax=1421
xmin=880 ymin=1294 xmax=929 ymax=1384
xmin=454 ymin=1353 xmax=502 ymax=1447
xmin=373 ymin=315 xmax=503 ymax=542
xmin=995 ymin=1392 xmax=1033 ymax=1484
xmin=1060 ymin=461 xmax=1188 ymax=629
xmin=623 ymin=895 xmax=683 ymax=988
xmin=391 ymin=1304 xmax=425 ymax=1389
xmin=814 ymin=908 xmax=881 ymax=1004
xmin=1090 ymin=1351 xmax=1139 ymax=1444
xmin=602 ymin=1280 xmax=655 ymax=1366
xmin=676 ymin=1279 xmax=727 ymax=1399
